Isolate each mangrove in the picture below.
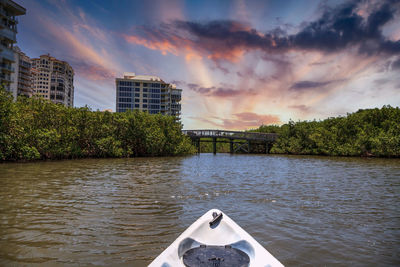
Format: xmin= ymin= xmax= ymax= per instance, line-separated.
xmin=0 ymin=88 xmax=195 ymax=161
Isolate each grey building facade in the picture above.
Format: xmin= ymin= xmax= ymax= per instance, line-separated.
xmin=0 ymin=0 xmax=25 ymax=97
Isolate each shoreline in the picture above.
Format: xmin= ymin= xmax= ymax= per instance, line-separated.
xmin=2 ymin=151 xmax=399 ymax=164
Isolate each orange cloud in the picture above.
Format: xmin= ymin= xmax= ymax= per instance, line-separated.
xmin=124 ymin=34 xmax=179 ymax=56
xmin=123 ymin=23 xmax=248 ymax=62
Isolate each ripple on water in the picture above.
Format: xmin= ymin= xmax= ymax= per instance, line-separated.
xmin=0 ymin=155 xmax=399 ymax=266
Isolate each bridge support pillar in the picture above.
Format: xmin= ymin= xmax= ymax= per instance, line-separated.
xmin=213 ymin=138 xmax=217 ymax=154
xmin=230 ymin=140 xmax=234 ymax=154
xmin=248 ymin=140 xmax=251 ymax=153
xmin=197 ymin=139 xmax=201 ymax=153
xmin=265 ymin=142 xmax=271 ymax=154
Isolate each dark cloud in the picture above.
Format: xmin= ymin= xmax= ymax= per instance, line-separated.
xmin=309 ymin=60 xmax=332 ymax=66
xmin=128 ymin=0 xmax=400 ymax=61
xmin=290 ymin=80 xmax=334 ymax=90
xmin=178 ymin=81 xmax=258 ymax=97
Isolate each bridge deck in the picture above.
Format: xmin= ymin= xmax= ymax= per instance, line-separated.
xmin=182 ymin=129 xmax=278 ymax=142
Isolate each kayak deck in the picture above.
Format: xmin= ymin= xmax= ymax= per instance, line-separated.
xmin=149 ymin=209 xmax=284 ymax=267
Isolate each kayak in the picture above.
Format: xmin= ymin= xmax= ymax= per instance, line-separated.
xmin=149 ymin=209 xmax=284 ymax=267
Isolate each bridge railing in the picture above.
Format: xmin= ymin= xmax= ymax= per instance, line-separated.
xmin=182 ymin=129 xmax=278 ymax=142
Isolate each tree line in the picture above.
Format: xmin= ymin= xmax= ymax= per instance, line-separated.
xmin=253 ymin=106 xmax=400 ymax=157
xmin=0 ymin=88 xmax=195 ymax=161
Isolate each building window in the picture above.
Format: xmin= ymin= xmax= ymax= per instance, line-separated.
xmin=119 ymin=92 xmax=131 ymax=97
xmin=143 ymin=94 xmax=148 ymax=97
xmin=143 ymin=88 xmax=148 ymax=92
xmin=143 ymin=99 xmax=147 ymax=103
xmin=143 ymin=104 xmax=147 ymax=108
xmin=135 ymin=93 xmax=140 ymax=97
xmin=119 ymin=97 xmax=132 ymax=103
xmin=135 ymin=104 xmax=139 ymax=108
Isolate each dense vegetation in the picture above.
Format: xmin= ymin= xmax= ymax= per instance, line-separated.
xmin=254 ymin=106 xmax=400 ymax=157
xmin=0 ymin=89 xmax=195 ymax=161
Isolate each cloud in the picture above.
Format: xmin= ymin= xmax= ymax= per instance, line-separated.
xmin=391 ymin=58 xmax=400 ymax=70
xmin=290 ymin=80 xmax=334 ymax=90
xmin=191 ymin=112 xmax=280 ymax=130
xmin=124 ymin=0 xmax=400 ymax=63
xmin=178 ymin=81 xmax=258 ymax=97
xmin=222 ymin=112 xmax=280 ymax=129
xmin=71 ymin=61 xmax=116 ymax=80
xmin=19 ymin=0 xmax=400 ymax=128
xmin=20 ymin=1 xmax=121 ymax=82
xmin=288 ymin=104 xmax=310 ymax=112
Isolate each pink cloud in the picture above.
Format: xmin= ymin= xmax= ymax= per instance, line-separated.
xmin=191 ymin=112 xmax=280 ymax=130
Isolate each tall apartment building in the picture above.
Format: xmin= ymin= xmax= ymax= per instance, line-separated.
xmin=31 ymin=54 xmax=74 ymax=107
xmin=10 ymin=46 xmax=33 ymax=97
xmin=116 ymin=73 xmax=181 ymax=117
xmin=0 ymin=0 xmax=25 ymax=98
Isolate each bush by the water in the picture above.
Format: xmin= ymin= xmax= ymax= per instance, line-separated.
xmin=254 ymin=106 xmax=400 ymax=157
xmin=0 ymin=89 xmax=195 ymax=161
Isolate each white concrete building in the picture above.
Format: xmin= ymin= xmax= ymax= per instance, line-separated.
xmin=116 ymin=73 xmax=182 ymax=117
xmin=31 ymin=54 xmax=74 ymax=107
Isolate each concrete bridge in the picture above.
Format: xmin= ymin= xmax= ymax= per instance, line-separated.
xmin=182 ymin=129 xmax=278 ymax=154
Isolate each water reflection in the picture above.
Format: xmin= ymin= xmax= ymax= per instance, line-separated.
xmin=0 ymin=155 xmax=399 ymax=266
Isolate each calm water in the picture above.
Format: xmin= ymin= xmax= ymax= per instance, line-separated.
xmin=0 ymin=154 xmax=399 ymax=266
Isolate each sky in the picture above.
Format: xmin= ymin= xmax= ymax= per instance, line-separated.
xmin=16 ymin=0 xmax=400 ymax=130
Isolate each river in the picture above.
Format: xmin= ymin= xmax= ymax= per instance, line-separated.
xmin=0 ymin=154 xmax=399 ymax=266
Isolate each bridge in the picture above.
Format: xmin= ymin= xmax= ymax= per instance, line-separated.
xmin=182 ymin=129 xmax=278 ymax=154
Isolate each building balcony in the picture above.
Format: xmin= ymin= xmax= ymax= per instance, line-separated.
xmin=8 ymin=16 xmax=18 ymax=25
xmin=3 ymin=1 xmax=26 ymax=16
xmin=18 ymin=79 xmax=31 ymax=86
xmin=18 ymin=81 xmax=31 ymax=88
xmin=1 ymin=63 xmax=14 ymax=72
xmin=18 ymin=84 xmax=33 ymax=95
xmin=0 ymin=73 xmax=13 ymax=82
xmin=0 ymin=27 xmax=16 ymax=42
xmin=18 ymin=73 xmax=30 ymax=81
xmin=0 ymin=45 xmax=15 ymax=62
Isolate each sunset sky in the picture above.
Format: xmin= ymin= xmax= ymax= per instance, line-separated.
xmin=17 ymin=0 xmax=400 ymax=130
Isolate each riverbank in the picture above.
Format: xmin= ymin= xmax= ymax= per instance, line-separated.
xmin=254 ymin=106 xmax=400 ymax=157
xmin=195 ymin=106 xmax=400 ymax=157
xmin=0 ymin=89 xmax=195 ymax=161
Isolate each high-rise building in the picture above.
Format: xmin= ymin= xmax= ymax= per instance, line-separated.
xmin=31 ymin=54 xmax=74 ymax=107
xmin=0 ymin=0 xmax=25 ymax=97
xmin=10 ymin=46 xmax=33 ymax=97
xmin=116 ymin=73 xmax=182 ymax=117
